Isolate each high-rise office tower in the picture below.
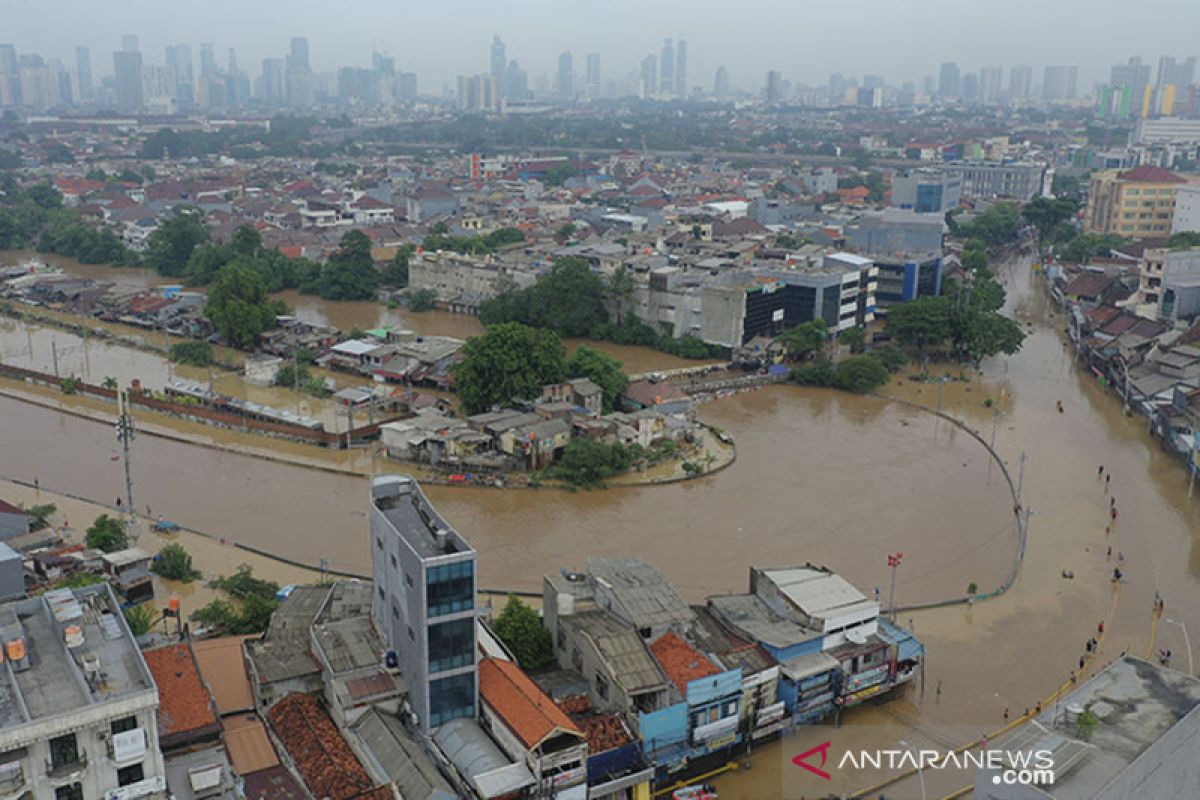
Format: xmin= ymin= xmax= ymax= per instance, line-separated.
xmin=675 ymin=39 xmax=687 ymax=97
xmin=289 ymin=37 xmax=310 ymax=71
xmin=1008 ymin=64 xmax=1032 ymax=100
xmin=166 ymin=43 xmax=193 ymax=104
xmin=978 ymin=66 xmax=1002 ymax=105
xmin=505 ymin=60 xmax=527 ymax=100
xmin=641 ymin=54 xmax=657 ymax=99
xmin=121 ymin=35 xmax=139 ymax=54
xmin=765 ymin=70 xmax=783 ymax=103
xmin=714 ymin=65 xmax=729 ymax=99
xmin=489 ymin=35 xmax=506 ymax=99
xmin=370 ymin=476 xmax=477 ymax=733
xmin=659 ymin=38 xmax=674 ymax=95
xmin=1042 ymin=65 xmax=1078 ymax=102
xmin=260 ymin=58 xmax=286 ymax=105
xmin=938 ymin=62 xmax=960 ymax=98
xmin=112 ymin=49 xmax=143 ymax=109
xmin=585 ymin=52 xmax=601 ymax=98
xmin=0 ymin=45 xmax=18 ymax=108
xmin=199 ymin=44 xmax=216 ymax=80
xmin=556 ymin=51 xmax=573 ymax=98
xmin=1157 ymin=56 xmax=1197 ymax=91
xmin=74 ymin=46 xmax=92 ymax=100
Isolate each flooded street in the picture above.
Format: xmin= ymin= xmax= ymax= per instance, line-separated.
xmin=5 ymin=253 xmax=1200 ymax=798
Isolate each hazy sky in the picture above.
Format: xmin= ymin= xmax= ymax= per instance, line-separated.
xmin=4 ymin=0 xmax=1198 ymax=92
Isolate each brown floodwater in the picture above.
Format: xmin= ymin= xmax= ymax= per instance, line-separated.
xmin=6 ymin=253 xmax=1200 ymax=798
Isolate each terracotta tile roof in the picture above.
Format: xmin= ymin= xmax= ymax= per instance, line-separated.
xmin=479 ymin=657 xmax=582 ymax=750
xmin=624 ymin=379 xmax=687 ymax=407
xmin=0 ymin=499 xmax=29 ymax=516
xmin=345 ymin=671 xmax=396 ymax=700
xmin=1119 ymin=166 xmax=1187 ymax=184
xmin=650 ymin=630 xmax=720 ymax=694
xmin=575 ymin=713 xmax=632 ymax=755
xmin=191 ymin=636 xmax=255 ymax=715
xmin=267 ymin=693 xmax=379 ymax=800
xmin=144 ymin=643 xmax=219 ymax=740
xmin=222 ymin=712 xmax=280 ymax=775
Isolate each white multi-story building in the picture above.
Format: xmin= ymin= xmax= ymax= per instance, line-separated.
xmin=0 ymin=584 xmax=165 ymax=800
xmin=1173 ymin=184 xmax=1200 ymax=235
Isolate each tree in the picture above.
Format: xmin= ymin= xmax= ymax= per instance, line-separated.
xmin=605 ymin=266 xmax=636 ymax=325
xmin=958 ymin=203 xmax=1022 ymax=247
xmin=124 ymin=604 xmax=159 ymax=636
xmin=492 ymin=595 xmax=554 ymax=670
xmin=831 ymin=355 xmax=891 ymax=393
xmin=1168 ymin=231 xmax=1200 ymax=250
xmin=43 ymin=142 xmax=75 ymax=164
xmin=152 ymin=543 xmax=201 ymax=582
xmin=545 ymin=163 xmax=576 ymax=187
xmin=205 ymin=263 xmax=286 ymax=349
xmin=551 ymin=440 xmax=635 ymax=487
xmin=478 ymin=257 xmax=608 ymax=338
xmin=406 ymin=288 xmax=437 ymax=311
xmin=778 ymin=320 xmax=827 ymax=360
xmin=318 ymin=229 xmax=379 ymax=300
xmin=959 ymin=309 xmax=1025 ymax=363
xmin=86 ymin=514 xmax=127 ymax=553
xmin=557 ymin=222 xmax=577 ymax=239
xmin=838 ymin=325 xmax=866 ymax=353
xmin=230 ymin=224 xmax=262 ymax=257
xmin=1058 ymin=233 xmax=1128 ymax=264
xmin=454 ymin=323 xmax=567 ymax=414
xmin=381 ymin=244 xmax=414 ymax=287
xmin=168 ymin=341 xmax=214 ymax=366
xmin=144 ymin=211 xmax=209 ymax=277
xmin=886 ymin=296 xmax=952 ymax=356
xmin=26 ymin=503 xmax=56 ymax=529
xmin=192 ymin=565 xmax=281 ymax=634
xmin=567 ymin=345 xmax=629 ymax=412
xmin=1022 ymin=196 xmax=1079 ymax=253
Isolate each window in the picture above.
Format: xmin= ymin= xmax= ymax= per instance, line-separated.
xmin=426 ymin=561 xmax=474 ymax=617
xmin=428 ymin=618 xmax=473 ymax=673
xmin=595 ymin=672 xmax=609 ymax=701
xmin=111 ymin=716 xmax=138 ymax=735
xmin=391 ymin=602 xmax=399 ymax=620
xmin=429 ymin=673 xmax=475 ymax=727
xmin=390 ymin=554 xmax=398 ymax=568
xmin=405 ymin=572 xmax=414 ymax=588
xmin=55 ymin=785 xmax=82 ymax=800
xmin=571 ymin=647 xmax=583 ymax=671
xmin=48 ymin=733 xmax=79 ymax=771
xmin=375 ymin=536 xmax=383 ymax=551
xmin=377 ymin=586 xmax=385 ymax=601
xmin=117 ymin=763 xmax=144 ymax=787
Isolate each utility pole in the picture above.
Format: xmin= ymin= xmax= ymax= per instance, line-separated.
xmin=887 ymin=551 xmax=904 ymax=621
xmin=1016 ymin=451 xmax=1028 ymax=510
xmin=51 ymin=339 xmax=59 ymax=377
xmin=115 ymin=389 xmax=137 ymax=543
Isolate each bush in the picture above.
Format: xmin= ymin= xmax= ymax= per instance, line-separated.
xmin=550 ymin=440 xmax=635 ymax=487
xmin=124 ymin=604 xmax=160 ymax=636
xmin=168 ymin=341 xmax=214 ymax=367
xmin=85 ymin=514 xmax=127 ymax=553
xmin=492 ymin=595 xmax=555 ymax=670
xmin=406 ymin=288 xmax=438 ymax=311
xmin=791 ymin=360 xmax=836 ymax=386
xmin=874 ymin=345 xmax=909 ymax=372
xmin=831 ymin=355 xmax=891 ymax=393
xmin=152 ymin=543 xmax=201 ymax=582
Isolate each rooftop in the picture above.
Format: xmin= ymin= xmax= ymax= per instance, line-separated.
xmin=433 ymin=717 xmax=537 ymax=799
xmin=479 ymin=657 xmax=582 ymax=750
xmin=755 ymin=566 xmax=878 ymax=627
xmin=245 ymin=584 xmax=328 ymax=685
xmin=190 ymin=636 xmax=254 ymax=716
xmin=221 ymin=712 xmax=280 ymax=776
xmin=371 ymin=475 xmax=474 ymax=560
xmin=707 ymin=593 xmax=819 ymax=650
xmin=650 ymin=631 xmax=721 ymax=695
xmin=267 ymin=692 xmax=381 ymax=800
xmin=350 ymin=708 xmax=456 ymax=800
xmin=144 ymin=643 xmax=219 ymax=742
xmin=988 ymin=657 xmax=1200 ymax=799
xmin=0 ymin=584 xmax=156 ymax=735
xmin=564 ymin=610 xmax=667 ymax=696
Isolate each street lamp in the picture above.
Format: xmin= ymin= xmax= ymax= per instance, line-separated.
xmin=898 ymin=740 xmax=928 ymax=800
xmin=887 ymin=552 xmax=904 ymax=621
xmin=1165 ymin=618 xmax=1195 ymax=675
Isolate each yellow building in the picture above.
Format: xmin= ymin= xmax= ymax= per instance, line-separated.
xmin=1085 ymin=166 xmax=1189 ymax=237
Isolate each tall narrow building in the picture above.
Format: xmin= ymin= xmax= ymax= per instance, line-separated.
xmin=641 ymin=54 xmax=657 ymax=99
xmin=112 ymin=49 xmax=143 ymax=110
xmin=74 ymin=46 xmax=92 ymax=100
xmin=675 ymin=39 xmax=687 ymax=97
xmin=659 ymin=38 xmax=674 ymax=95
xmin=370 ymin=475 xmax=477 ymax=733
xmin=556 ymin=50 xmax=573 ymax=99
xmin=714 ymin=65 xmax=729 ymax=99
xmin=490 ymin=35 xmax=506 ymax=100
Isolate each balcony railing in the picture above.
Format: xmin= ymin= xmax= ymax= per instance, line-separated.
xmin=46 ymin=748 xmax=87 ymax=780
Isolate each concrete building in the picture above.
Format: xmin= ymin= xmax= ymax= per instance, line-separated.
xmin=1086 ymin=166 xmax=1190 ymax=237
xmin=845 ymin=209 xmax=944 ymax=304
xmin=1173 ymin=183 xmax=1200 ymax=234
xmin=408 ymin=251 xmax=536 ymax=312
xmin=890 ymin=168 xmax=962 ymax=213
xmin=370 ymin=475 xmax=477 ymax=732
xmin=941 ymin=161 xmax=1049 ymax=200
xmin=0 ymin=584 xmax=166 ymax=800
xmin=976 ymin=657 xmax=1200 ymax=799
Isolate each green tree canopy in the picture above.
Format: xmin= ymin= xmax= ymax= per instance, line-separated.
xmin=152 ymin=543 xmax=201 ymax=582
xmin=566 ymin=345 xmax=629 ymax=412
xmin=1022 ymin=196 xmax=1079 ymax=252
xmin=778 ymin=319 xmax=828 ymax=359
xmin=204 ymin=262 xmax=287 ymax=349
xmin=454 ymin=322 xmax=568 ymax=414
xmin=145 ymin=210 xmax=209 ymax=277
xmin=478 ymin=257 xmax=608 ymax=337
xmin=550 ymin=439 xmax=636 ymax=487
xmin=85 ymin=514 xmax=128 ymax=553
xmin=318 ymin=229 xmax=379 ymax=300
xmin=381 ymin=244 xmax=415 ymax=287
xmin=492 ymin=595 xmax=555 ymax=670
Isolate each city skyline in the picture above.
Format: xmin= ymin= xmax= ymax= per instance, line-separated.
xmin=3 ymin=0 xmax=1199 ymax=94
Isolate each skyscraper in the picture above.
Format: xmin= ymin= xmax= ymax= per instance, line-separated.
xmin=659 ymin=38 xmax=674 ymax=95
xmin=112 ymin=49 xmax=143 ymax=110
xmin=121 ymin=35 xmax=139 ymax=54
xmin=286 ymin=36 xmax=312 ymax=108
xmin=289 ymin=37 xmax=309 ymax=71
xmin=938 ymin=62 xmax=960 ymax=99
xmin=1008 ymin=64 xmax=1032 ymax=100
xmin=765 ymin=70 xmax=783 ymax=104
xmin=1042 ymin=65 xmax=1078 ymax=102
xmin=489 ymin=35 xmax=506 ymax=99
xmin=714 ymin=65 xmax=729 ymax=99
xmin=585 ymin=52 xmax=601 ymax=98
xmin=370 ymin=475 xmax=477 ymax=733
xmin=1157 ymin=56 xmax=1197 ymax=91
xmin=675 ymin=39 xmax=687 ymax=97
xmin=555 ymin=51 xmax=573 ymax=99
xmin=74 ymin=46 xmax=92 ymax=100
xmin=0 ymin=45 xmax=18 ymax=108
xmin=506 ymin=60 xmax=527 ymax=101
xmin=979 ymin=66 xmax=1003 ymax=105
xmin=260 ymin=58 xmax=286 ymax=105
xmin=166 ymin=44 xmax=193 ymax=105
xmin=641 ymin=55 xmax=657 ymax=99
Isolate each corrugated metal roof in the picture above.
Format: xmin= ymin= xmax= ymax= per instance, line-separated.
xmin=351 ymin=708 xmax=456 ymax=800
xmin=587 ymin=557 xmax=694 ymax=630
xmin=565 ymin=610 xmax=666 ymax=695
xmin=708 ymin=594 xmax=818 ymax=650
xmin=759 ymin=567 xmax=876 ymax=623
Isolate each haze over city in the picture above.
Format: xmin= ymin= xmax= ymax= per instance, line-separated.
xmin=4 ymin=0 xmax=1200 ymax=91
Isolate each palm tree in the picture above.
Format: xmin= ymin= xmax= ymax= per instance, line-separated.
xmin=101 ymin=376 xmax=118 ymax=391
xmin=606 ymin=267 xmax=636 ymax=325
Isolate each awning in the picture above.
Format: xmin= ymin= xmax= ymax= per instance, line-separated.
xmin=780 ymin=652 xmax=839 ymax=681
xmin=877 ymin=618 xmax=925 ymax=662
